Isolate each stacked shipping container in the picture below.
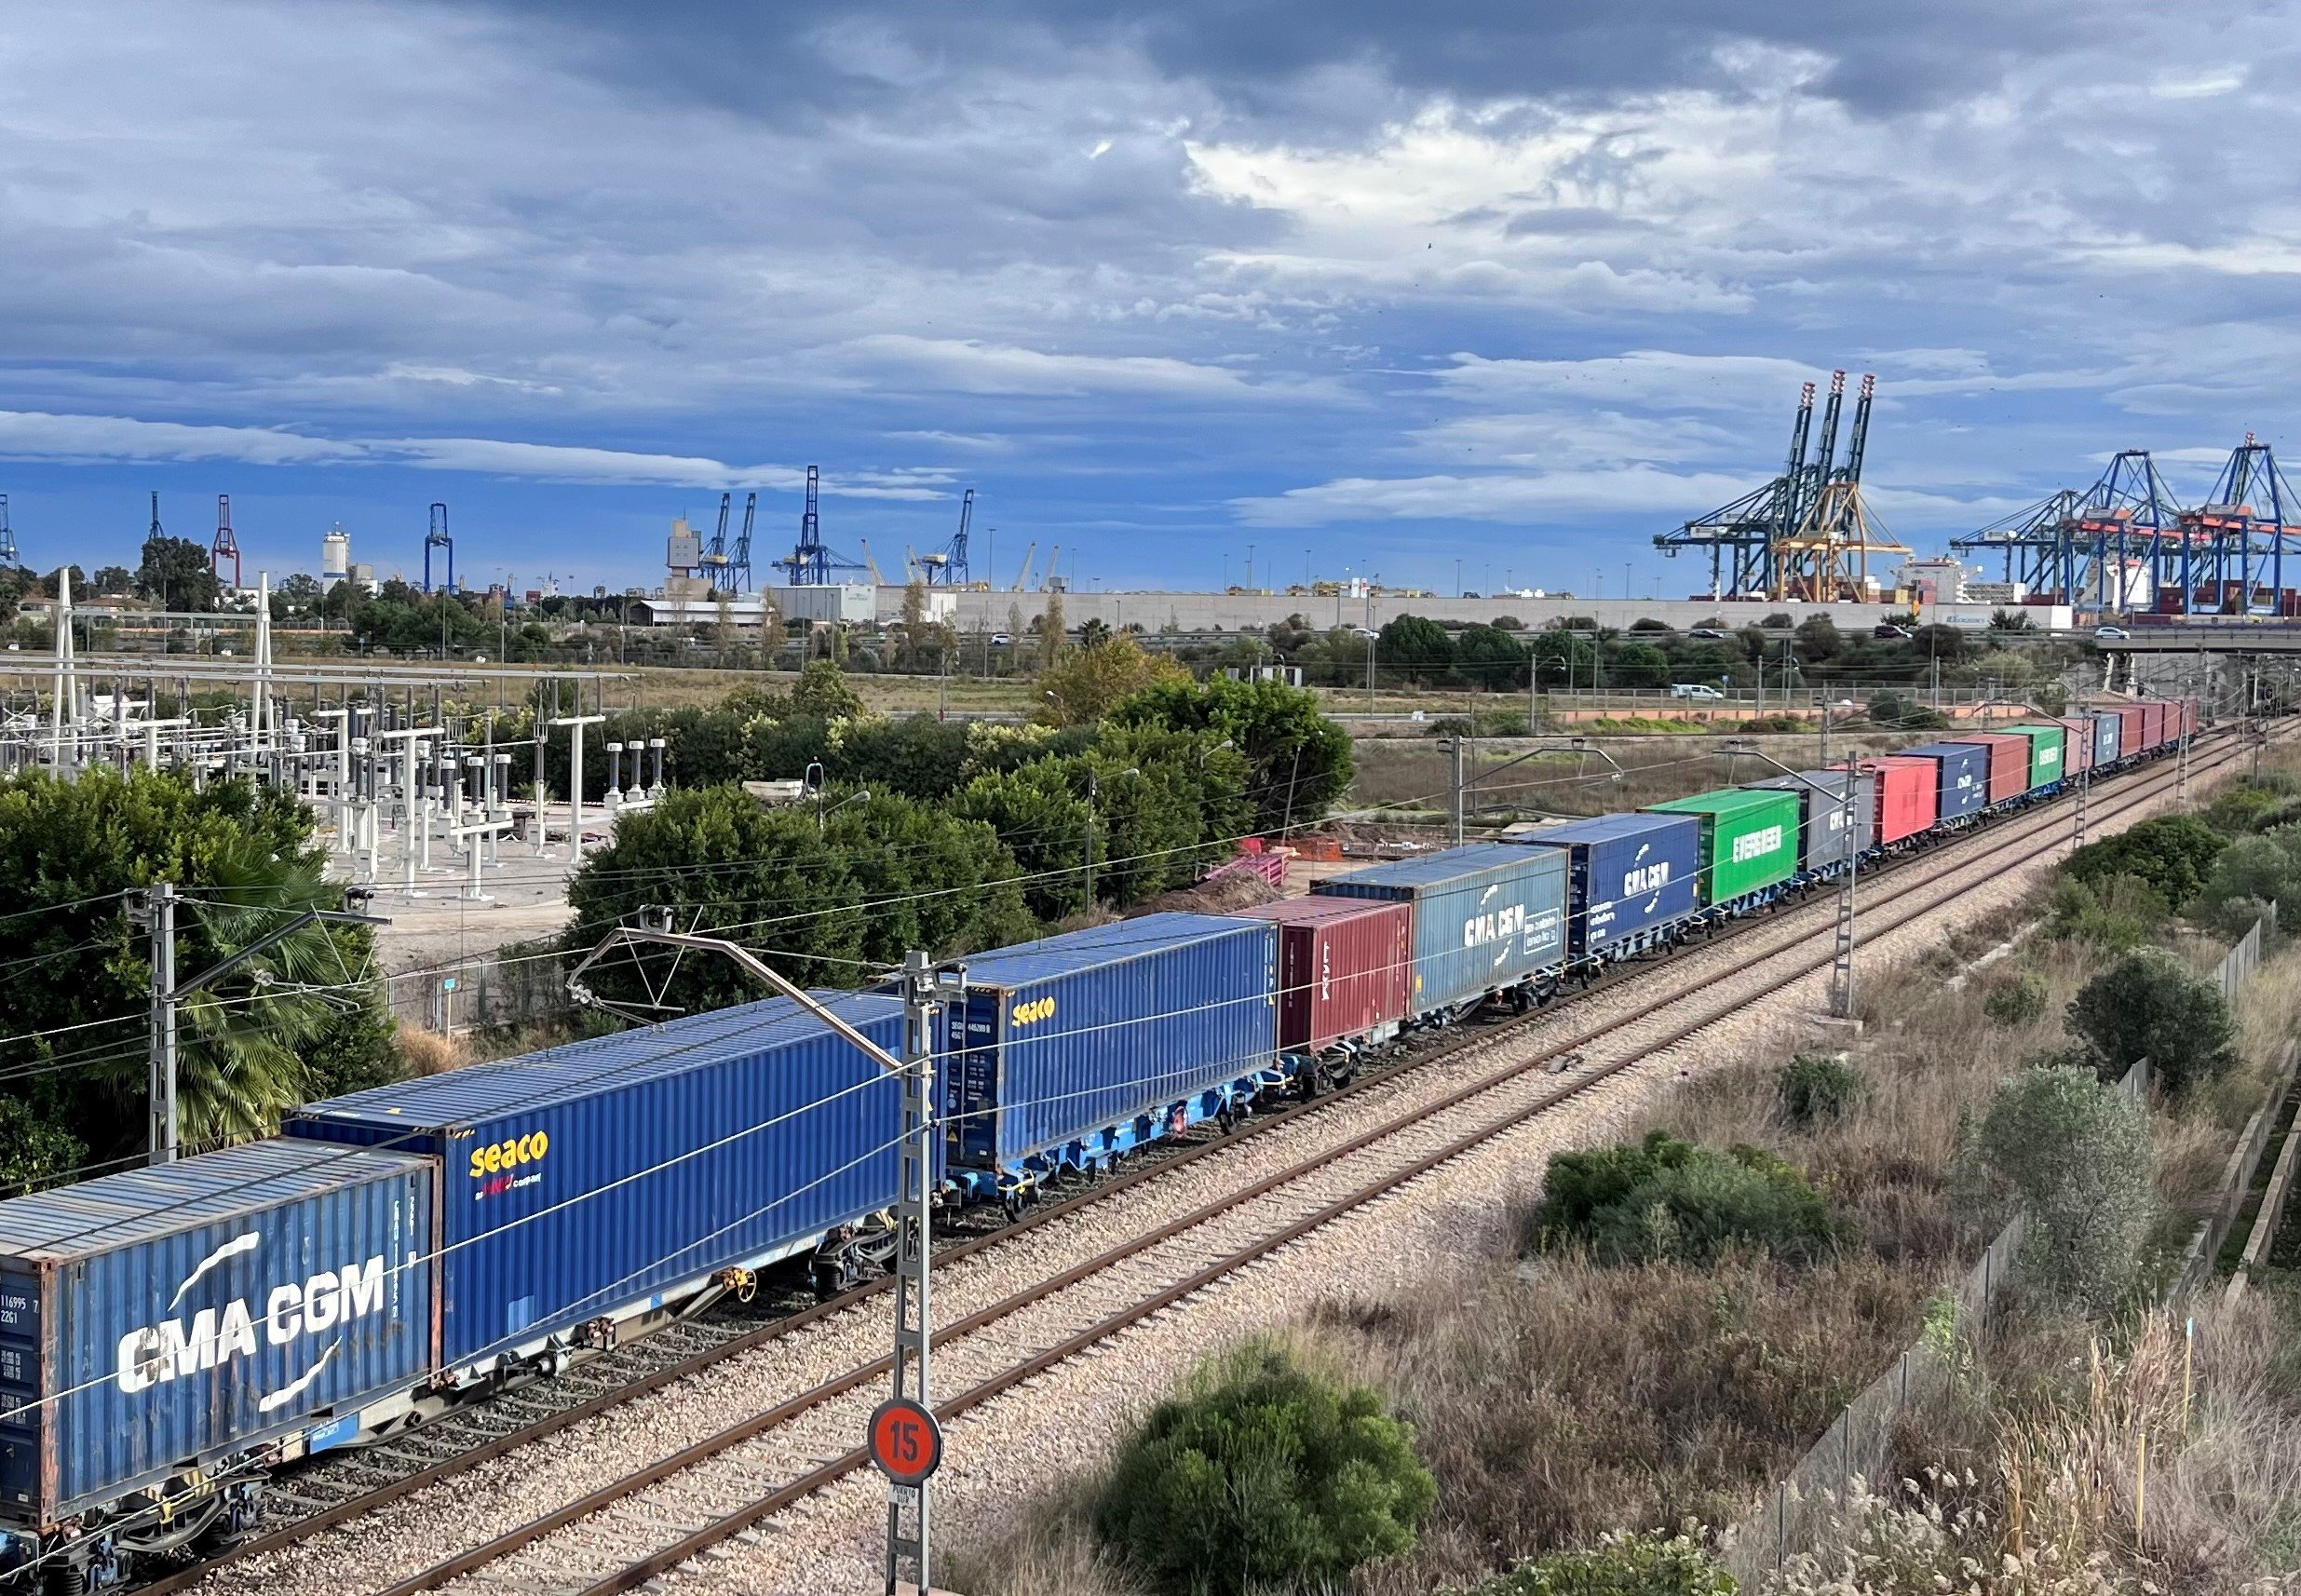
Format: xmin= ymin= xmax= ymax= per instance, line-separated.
xmin=1226 ymin=897 xmax=1412 ymax=1056
xmin=1946 ymin=732 xmax=2031 ymax=805
xmin=1503 ymin=813 xmax=1701 ymax=959
xmin=1898 ymin=743 xmax=1992 ymax=819
xmin=1316 ymin=844 xmax=1568 ymax=1008
xmin=1643 ymin=789 xmax=1802 ymax=906
xmin=1861 ymin=757 xmax=1941 ymax=843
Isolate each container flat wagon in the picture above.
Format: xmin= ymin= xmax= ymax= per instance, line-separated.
xmin=1225 ymin=897 xmax=1413 ymax=1074
xmin=938 ymin=913 xmax=1279 ymax=1194
xmin=1898 ymin=742 xmax=1992 ymax=821
xmin=1744 ymin=768 xmax=1875 ymax=875
xmin=1315 ymin=844 xmax=1568 ymax=1011
xmin=0 ymin=1143 xmax=436 ymax=1584
xmin=1502 ymin=812 xmax=1700 ymax=964
xmin=1861 ymin=756 xmax=1940 ymax=844
xmin=1643 ymin=788 xmax=1802 ymax=911
xmin=289 ymin=992 xmax=921 ymax=1365
xmin=2005 ymin=724 xmax=2066 ymax=791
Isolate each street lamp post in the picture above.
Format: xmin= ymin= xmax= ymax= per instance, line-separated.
xmin=1724 ymin=740 xmax=1862 ymax=1021
xmin=1447 ymin=737 xmax=1624 ymax=844
xmin=1819 ymin=698 xmax=1854 ymax=765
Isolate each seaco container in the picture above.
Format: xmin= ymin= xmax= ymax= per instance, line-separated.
xmin=1504 ymin=812 xmax=1700 ymax=959
xmin=2089 ymin=712 xmax=2124 ymax=768
xmin=1743 ymin=769 xmax=1875 ymax=872
xmin=1861 ymin=757 xmax=1940 ymax=844
xmin=2052 ymin=717 xmax=2095 ymax=776
xmin=1899 ymin=742 xmax=1992 ymax=820
xmin=1645 ymin=788 xmax=1802 ymax=907
xmin=2006 ymin=724 xmax=2066 ymax=790
xmin=0 ymin=1141 xmax=435 ymax=1531
xmin=1225 ymin=897 xmax=1412 ymax=1057
xmin=288 ymin=993 xmax=914 ymax=1372
xmin=941 ymin=913 xmax=1277 ymax=1173
xmin=1316 ymin=843 xmax=1568 ymax=1009
xmin=1948 ymin=733 xmax=2031 ymax=805
xmin=2115 ymin=705 xmax=2145 ymax=757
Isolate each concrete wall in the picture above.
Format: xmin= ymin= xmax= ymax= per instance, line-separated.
xmin=885 ymin=588 xmax=2054 ymax=635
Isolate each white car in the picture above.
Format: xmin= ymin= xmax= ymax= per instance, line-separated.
xmin=1669 ymin=683 xmax=1726 ymax=700
xmin=2093 ymin=625 xmax=2131 ymax=640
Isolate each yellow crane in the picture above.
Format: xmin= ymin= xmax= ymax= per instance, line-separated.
xmin=858 ymin=539 xmax=888 ymax=586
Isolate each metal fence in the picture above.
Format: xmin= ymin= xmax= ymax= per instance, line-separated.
xmin=382 ymin=945 xmax=570 ymax=1037
xmin=1722 ymin=908 xmax=2279 ymax=1587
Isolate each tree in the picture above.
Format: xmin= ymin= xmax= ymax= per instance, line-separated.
xmin=1039 ymin=590 xmax=1067 ymax=670
xmin=1110 ymin=675 xmax=1354 ymax=836
xmin=0 ymin=769 xmax=396 ymax=1164
xmin=2064 ymin=814 xmax=2226 ymax=908
xmin=790 ymin=658 xmax=864 ymax=720
xmin=2064 ymin=949 xmax=2238 ymax=1096
xmin=89 ymin=565 xmax=134 ymax=597
xmin=2195 ymin=826 xmax=2301 ymax=931
xmin=137 ymin=534 xmax=222 ymax=612
xmin=1455 ymin=624 xmax=1528 ymax=689
xmin=1793 ymin=614 xmax=1841 ymax=664
xmin=950 ymin=759 xmax=1095 ymax=920
xmin=1604 ymin=641 xmax=1670 ymax=689
xmin=1093 ymin=1343 xmax=1434 ymax=1596
xmin=272 ymin=571 xmax=323 ymax=620
xmin=1528 ymin=629 xmax=1596 ymax=688
xmin=820 ymin=793 xmax=1036 ymax=961
xmin=1969 ymin=1067 xmax=2153 ymax=1310
xmin=1035 ymin=633 xmax=1188 ymax=727
xmin=45 ymin=565 xmax=87 ymax=599
xmin=1377 ymin=614 xmax=1453 ymax=683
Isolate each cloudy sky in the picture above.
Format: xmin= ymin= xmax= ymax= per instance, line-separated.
xmin=0 ymin=0 xmax=2292 ymax=596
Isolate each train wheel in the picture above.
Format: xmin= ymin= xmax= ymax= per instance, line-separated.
xmin=41 ymin=1564 xmax=86 ymax=1596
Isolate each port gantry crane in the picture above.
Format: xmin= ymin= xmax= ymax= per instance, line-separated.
xmin=774 ymin=466 xmax=870 ymax=586
xmin=1655 ymin=371 xmax=1904 ymax=602
xmin=423 ymin=502 xmax=454 ymax=593
xmin=0 ymin=494 xmax=19 ymax=567
xmin=701 ymin=493 xmax=734 ymax=593
xmin=210 ymin=494 xmax=242 ymax=588
xmin=914 ymin=488 xmax=973 ymax=586
xmin=2176 ymin=436 xmax=2301 ymax=615
xmin=1952 ymin=451 xmax=2181 ymax=614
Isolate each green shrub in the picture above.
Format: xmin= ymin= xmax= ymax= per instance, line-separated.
xmin=1779 ymin=1053 xmax=1866 ymax=1124
xmin=1449 ymin=1531 xmax=1736 ymax=1595
xmin=1532 ymin=1130 xmax=1838 ymax=1265
xmin=2044 ymin=872 xmax=2167 ymax=950
xmin=1968 ymin=1067 xmax=2155 ymax=1312
xmin=2193 ymin=827 xmax=2301 ymax=932
xmin=2063 ymin=814 xmax=2226 ymax=908
xmin=2064 ymin=948 xmax=2238 ymax=1097
xmin=1982 ymin=971 xmax=2048 ymax=1026
xmin=1093 ymin=1342 xmax=1435 ymax=1596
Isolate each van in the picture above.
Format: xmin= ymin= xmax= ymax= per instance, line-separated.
xmin=1668 ymin=683 xmax=1726 ymax=700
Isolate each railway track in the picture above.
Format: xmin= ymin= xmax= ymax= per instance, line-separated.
xmin=174 ymin=727 xmax=2255 ymax=1596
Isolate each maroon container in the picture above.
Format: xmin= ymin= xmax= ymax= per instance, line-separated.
xmin=1225 ymin=897 xmax=1413 ymax=1055
xmin=2142 ymin=701 xmax=2168 ymax=750
xmin=2116 ymin=705 xmax=2145 ymax=756
xmin=1948 ymin=733 xmax=2030 ymax=805
xmin=2052 ymin=716 xmax=2095 ymax=775
xmin=1860 ymin=757 xmax=1939 ymax=845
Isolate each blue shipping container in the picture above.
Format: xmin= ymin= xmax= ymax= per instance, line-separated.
xmin=2091 ymin=713 xmax=2122 ymax=767
xmin=0 ymin=1141 xmax=434 ymax=1528
xmin=1502 ymin=814 xmax=1699 ymax=958
xmin=1898 ymin=742 xmax=1992 ymax=819
xmin=943 ymin=913 xmax=1277 ymax=1173
xmin=287 ymin=993 xmax=915 ymax=1371
xmin=1315 ymin=843 xmax=1569 ymax=1008
xmin=1745 ymin=770 xmax=1877 ymax=872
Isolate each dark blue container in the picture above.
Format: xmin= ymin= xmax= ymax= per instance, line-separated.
xmin=2091 ymin=712 xmax=2123 ymax=767
xmin=1502 ymin=814 xmax=1700 ymax=957
xmin=1315 ymin=843 xmax=1569 ymax=1008
xmin=1744 ymin=769 xmax=1877 ymax=872
xmin=287 ymin=992 xmax=915 ymax=1372
xmin=1898 ymin=742 xmax=1991 ymax=819
xmin=0 ymin=1141 xmax=435 ymax=1530
xmin=943 ymin=913 xmax=1277 ymax=1176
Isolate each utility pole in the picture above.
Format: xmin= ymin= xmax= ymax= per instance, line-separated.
xmin=135 ymin=883 xmax=178 ymax=1163
xmin=1449 ymin=737 xmax=1465 ymax=845
xmin=2074 ymin=756 xmax=2090 ymax=850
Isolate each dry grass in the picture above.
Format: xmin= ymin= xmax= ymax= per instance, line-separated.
xmin=1349 ymin=731 xmax=1924 ymax=816
xmin=391 ymin=1025 xmax=470 ymax=1075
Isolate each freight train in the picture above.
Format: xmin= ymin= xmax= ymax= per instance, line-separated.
xmin=0 ymin=699 xmax=2198 ymax=1590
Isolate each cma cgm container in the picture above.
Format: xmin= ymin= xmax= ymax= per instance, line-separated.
xmin=2051 ymin=717 xmax=2095 ymax=776
xmin=1899 ymin=742 xmax=1992 ymax=820
xmin=2115 ymin=705 xmax=2145 ymax=757
xmin=1744 ymin=769 xmax=1875 ymax=872
xmin=1861 ymin=757 xmax=1940 ymax=844
xmin=1948 ymin=733 xmax=2030 ymax=805
xmin=1226 ymin=897 xmax=1412 ymax=1056
xmin=2006 ymin=724 xmax=2067 ymax=791
xmin=288 ymin=993 xmax=915 ymax=1371
xmin=938 ymin=913 xmax=1277 ymax=1175
xmin=1317 ymin=843 xmax=1568 ymax=1010
xmin=0 ymin=1141 xmax=435 ymax=1532
xmin=1644 ymin=788 xmax=1802 ymax=906
xmin=1505 ymin=812 xmax=1700 ymax=959
xmin=2089 ymin=712 xmax=2123 ymax=768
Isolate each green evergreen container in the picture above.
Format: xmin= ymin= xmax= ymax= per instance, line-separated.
xmin=1644 ymin=788 xmax=1802 ymax=906
xmin=2007 ymin=724 xmax=2066 ymax=790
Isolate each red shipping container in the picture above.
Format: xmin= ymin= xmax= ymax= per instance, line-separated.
xmin=2052 ymin=716 xmax=2095 ymax=775
xmin=2116 ymin=705 xmax=2145 ymax=757
xmin=1947 ymin=733 xmax=2030 ymax=805
xmin=1854 ymin=756 xmax=1938 ymax=844
xmin=2141 ymin=702 xmax=2167 ymax=750
xmin=1226 ymin=896 xmax=1412 ymax=1055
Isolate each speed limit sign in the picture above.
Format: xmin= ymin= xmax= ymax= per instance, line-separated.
xmin=868 ymin=1397 xmax=943 ymax=1486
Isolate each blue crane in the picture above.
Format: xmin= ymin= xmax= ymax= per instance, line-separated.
xmin=424 ymin=502 xmax=454 ymax=593
xmin=211 ymin=494 xmax=241 ymax=588
xmin=1655 ymin=379 xmax=1822 ymax=600
xmin=921 ymin=488 xmax=974 ymax=586
xmin=0 ymin=494 xmax=17 ymax=567
xmin=728 ymin=492 xmax=756 ymax=593
xmin=1954 ymin=452 xmax=2181 ymax=611
xmin=774 ymin=466 xmax=868 ymax=585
